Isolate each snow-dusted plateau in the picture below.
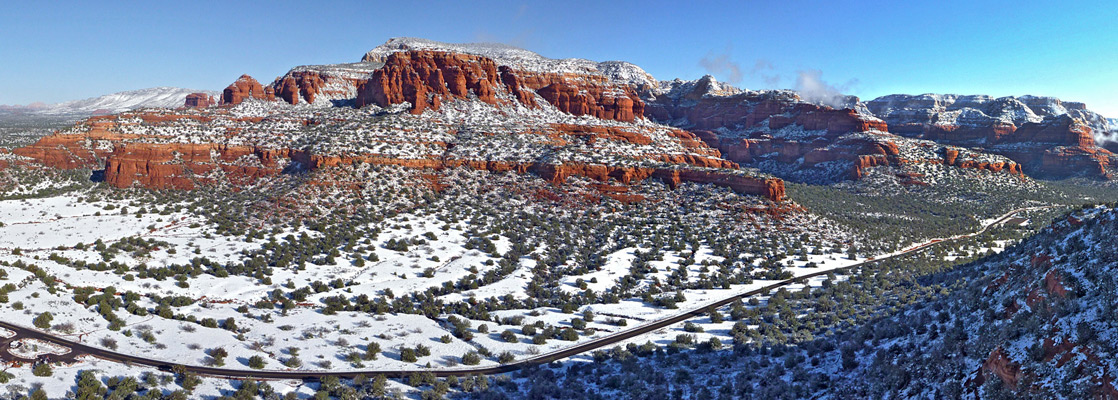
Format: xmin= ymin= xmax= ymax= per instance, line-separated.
xmin=1 ymin=38 xmax=1117 ymax=399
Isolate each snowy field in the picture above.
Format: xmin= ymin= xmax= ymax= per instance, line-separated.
xmin=0 ymin=184 xmax=1029 ymax=399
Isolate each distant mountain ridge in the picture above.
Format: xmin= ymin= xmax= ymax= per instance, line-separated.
xmin=1 ymin=87 xmax=219 ymax=116
xmin=641 ymin=74 xmax=1116 ymax=180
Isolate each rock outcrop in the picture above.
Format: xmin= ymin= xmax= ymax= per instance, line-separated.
xmin=10 ymin=116 xmax=143 ymax=169
xmin=645 ymin=79 xmax=882 ymax=133
xmin=266 ymin=64 xmax=379 ymax=106
xmin=184 ymin=93 xmax=216 ymax=108
xmin=220 ymin=75 xmax=275 ymax=105
xmin=355 ymin=50 xmax=502 ymax=114
xmin=95 ymin=143 xmax=785 ymax=200
xmin=9 ymin=93 xmax=786 ymax=201
xmin=867 ymin=94 xmax=1116 ymax=179
xmin=352 ymin=49 xmax=645 ymax=122
xmin=535 ymin=80 xmax=642 ymax=122
xmin=103 ymin=143 xmax=298 ymax=190
xmin=644 ymin=78 xmax=1111 ymax=181
xmin=973 ymin=348 xmax=1022 ymax=390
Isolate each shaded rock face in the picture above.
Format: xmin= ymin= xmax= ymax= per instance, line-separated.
xmin=183 ymin=93 xmax=216 ymax=108
xmin=979 ymin=348 xmax=1024 ymax=388
xmin=645 ymin=84 xmax=918 ymax=181
xmin=267 ymin=66 xmax=378 ymax=106
xmin=954 ymin=209 xmax=1118 ymax=399
xmin=645 ymin=82 xmax=881 ymax=134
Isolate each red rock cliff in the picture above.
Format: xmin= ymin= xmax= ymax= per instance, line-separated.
xmin=184 ymin=93 xmax=216 ymax=108
xmin=354 ymin=50 xmax=644 ymax=122
xmin=355 ymin=50 xmax=502 ymax=114
xmin=104 ymin=143 xmax=294 ymax=190
xmin=221 ymin=75 xmax=275 ymax=105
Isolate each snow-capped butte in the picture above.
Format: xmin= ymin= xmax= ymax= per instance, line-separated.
xmin=362 ymin=37 xmax=657 ymax=88
xmin=22 ymin=87 xmax=219 ymax=116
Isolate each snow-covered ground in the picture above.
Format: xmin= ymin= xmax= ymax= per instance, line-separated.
xmin=0 ymin=357 xmax=416 ymax=400
xmin=0 ymin=171 xmax=1046 ymax=400
xmin=0 ymin=189 xmax=838 ymax=377
xmin=4 ymin=87 xmax=218 ymax=116
xmin=7 ymin=339 xmax=70 ymax=359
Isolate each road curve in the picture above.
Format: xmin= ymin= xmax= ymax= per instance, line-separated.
xmin=0 ymin=206 xmax=1049 ymax=381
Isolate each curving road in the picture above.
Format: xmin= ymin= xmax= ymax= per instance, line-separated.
xmin=0 ymin=206 xmax=1050 ymax=381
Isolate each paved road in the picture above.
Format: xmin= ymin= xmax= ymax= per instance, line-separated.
xmin=0 ymin=206 xmax=1049 ymax=380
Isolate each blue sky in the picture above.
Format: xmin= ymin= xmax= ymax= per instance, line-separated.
xmin=2 ymin=0 xmax=1117 ymax=115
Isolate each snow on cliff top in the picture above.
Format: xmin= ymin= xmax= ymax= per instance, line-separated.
xmin=363 ymin=37 xmax=657 ymax=88
xmin=868 ymin=93 xmax=1090 ymax=117
xmin=652 ymin=75 xmax=745 ymax=99
xmin=867 ymin=93 xmax=1112 ymax=133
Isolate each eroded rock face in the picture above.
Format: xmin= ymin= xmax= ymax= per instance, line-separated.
xmin=643 ymin=82 xmax=914 ymax=180
xmin=8 ymin=100 xmax=786 ymax=202
xmin=95 ymin=144 xmax=784 ymax=200
xmin=184 ymin=93 xmax=216 ymax=108
xmin=867 ymin=94 xmax=1115 ymax=178
xmin=351 ymin=50 xmax=646 ymax=122
xmin=978 ymin=348 xmax=1023 ymax=390
xmin=271 ymin=69 xmax=371 ymax=106
xmin=10 ymin=116 xmax=145 ymax=169
xmin=3 ymin=41 xmax=794 ymax=202
xmin=13 ymin=134 xmax=107 ymax=169
xmin=536 ymin=81 xmax=641 ymax=122
xmin=646 ymin=80 xmax=1112 ymax=180
xmin=513 ymin=69 xmax=645 ymax=122
xmin=355 ymin=50 xmax=503 ymax=114
xmin=942 ymin=148 xmax=1024 ymax=175
xmin=220 ymin=75 xmax=274 ymax=105
xmin=103 ymin=143 xmax=297 ymax=190
xmin=646 ymin=83 xmax=883 ymax=134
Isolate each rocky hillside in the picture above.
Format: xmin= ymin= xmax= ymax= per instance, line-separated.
xmin=5 ymin=39 xmax=784 ymax=201
xmin=641 ymin=77 xmax=1115 ymax=181
xmin=223 ymin=37 xmax=654 ymax=123
xmin=467 ymin=205 xmax=1118 ymax=400
xmin=820 ymin=206 xmax=1118 ymax=398
xmin=642 ymin=76 xmax=1027 ymax=183
xmin=6 ymin=38 xmax=1114 ymax=202
xmin=868 ymin=94 xmax=1116 ymax=179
